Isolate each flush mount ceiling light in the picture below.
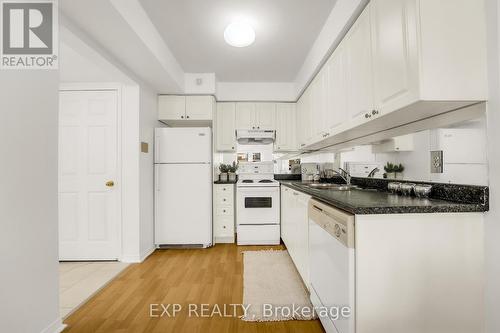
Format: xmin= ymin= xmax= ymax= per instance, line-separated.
xmin=224 ymin=21 xmax=255 ymax=47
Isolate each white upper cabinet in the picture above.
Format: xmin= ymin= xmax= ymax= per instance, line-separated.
xmin=159 ymin=95 xmax=185 ymax=120
xmin=275 ymin=103 xmax=296 ymax=151
xmin=370 ymin=0 xmax=487 ymax=114
xmin=185 ymin=96 xmax=214 ymax=120
xmin=326 ymin=41 xmax=348 ymax=135
xmin=370 ymin=0 xmax=418 ymax=115
xmin=255 ymin=103 xmax=276 ymax=130
xmin=235 ymin=102 xmax=275 ymax=130
xmin=296 ymin=96 xmax=306 ymax=149
xmin=310 ymin=70 xmax=328 ymax=142
xmin=301 ymin=88 xmax=313 ymax=144
xmin=299 ymin=0 xmax=486 ymax=151
xmin=345 ymin=4 xmax=375 ymax=126
xmin=235 ymin=103 xmax=256 ymax=130
xmin=216 ymin=103 xmax=236 ymax=152
xmin=158 ymin=95 xmax=214 ymax=125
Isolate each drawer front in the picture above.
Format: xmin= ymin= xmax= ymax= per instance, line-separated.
xmin=216 ymin=206 xmax=233 ymax=216
xmin=215 ymin=194 xmax=233 ymax=206
xmin=214 ymin=216 xmax=234 ymax=236
xmin=215 ymin=185 xmax=234 ymax=195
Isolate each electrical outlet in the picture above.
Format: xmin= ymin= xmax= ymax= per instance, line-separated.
xmin=430 ymin=150 xmax=443 ymax=173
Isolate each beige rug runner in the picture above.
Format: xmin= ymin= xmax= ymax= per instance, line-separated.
xmin=242 ymin=250 xmax=316 ymax=321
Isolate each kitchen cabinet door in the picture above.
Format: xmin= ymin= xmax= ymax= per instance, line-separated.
xmin=371 ymin=0 xmax=418 ymax=116
xmin=296 ymin=96 xmax=306 ymax=149
xmin=345 ymin=4 xmax=375 ymax=126
xmin=275 ymin=103 xmax=296 ymax=151
xmin=290 ymin=190 xmax=310 ymax=288
xmin=255 ymin=103 xmax=276 ymax=130
xmin=326 ymin=43 xmax=348 ymax=135
xmin=280 ymin=187 xmax=292 ymax=246
xmin=309 ymin=73 xmax=327 ymax=141
xmin=216 ymin=103 xmax=236 ymax=151
xmin=235 ymin=102 xmax=255 ymax=130
xmin=186 ymin=95 xmax=214 ymax=120
xmin=158 ymin=95 xmax=186 ymax=120
xmin=302 ymin=88 xmax=313 ymax=145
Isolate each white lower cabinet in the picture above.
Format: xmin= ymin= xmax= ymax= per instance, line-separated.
xmin=213 ymin=184 xmax=235 ymax=243
xmin=280 ymin=186 xmax=311 ymax=288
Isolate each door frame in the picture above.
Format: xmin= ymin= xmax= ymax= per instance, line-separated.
xmin=59 ymin=82 xmax=123 ymax=261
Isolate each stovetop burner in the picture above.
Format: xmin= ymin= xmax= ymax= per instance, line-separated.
xmin=242 ymin=180 xmax=254 ymax=183
xmin=258 ymin=180 xmax=273 ymax=183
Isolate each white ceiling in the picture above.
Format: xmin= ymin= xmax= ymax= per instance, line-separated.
xmin=139 ymin=0 xmax=336 ymax=82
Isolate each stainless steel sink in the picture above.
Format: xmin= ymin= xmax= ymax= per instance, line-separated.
xmin=306 ymin=183 xmax=357 ymax=191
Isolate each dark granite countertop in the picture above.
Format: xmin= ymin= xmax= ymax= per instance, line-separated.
xmin=279 ymin=180 xmax=488 ymax=215
xmin=214 ymin=180 xmax=237 ymax=184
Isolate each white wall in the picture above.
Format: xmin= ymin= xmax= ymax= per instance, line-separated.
xmin=216 ymin=82 xmax=296 ymax=101
xmin=139 ymin=87 xmax=161 ymax=259
xmin=0 ymin=72 xmax=62 ymax=332
xmin=60 ymin=20 xmax=158 ymax=263
xmin=485 ymin=0 xmax=500 ymax=331
xmin=185 ymin=73 xmax=217 ymax=94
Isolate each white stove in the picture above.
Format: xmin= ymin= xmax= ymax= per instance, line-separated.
xmin=236 ymin=162 xmax=280 ymax=245
xmin=237 ymin=179 xmax=280 ymax=187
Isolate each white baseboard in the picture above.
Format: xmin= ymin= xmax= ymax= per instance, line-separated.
xmin=215 ymin=236 xmax=235 ymax=244
xmin=40 ymin=318 xmax=66 ymax=333
xmin=121 ymin=247 xmax=155 ymax=263
xmin=140 ymin=246 xmax=155 ymax=262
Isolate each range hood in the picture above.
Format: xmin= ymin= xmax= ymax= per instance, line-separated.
xmin=236 ymin=129 xmax=275 ymax=145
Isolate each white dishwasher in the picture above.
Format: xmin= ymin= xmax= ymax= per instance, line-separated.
xmin=308 ymin=199 xmax=355 ymax=333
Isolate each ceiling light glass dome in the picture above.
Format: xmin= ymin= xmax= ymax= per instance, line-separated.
xmin=224 ymin=21 xmax=255 ymax=47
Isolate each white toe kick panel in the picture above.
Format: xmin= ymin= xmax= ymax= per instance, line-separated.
xmin=237 ymin=225 xmax=280 ymax=245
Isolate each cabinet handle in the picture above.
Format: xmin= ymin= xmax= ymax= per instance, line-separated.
xmin=372 ymin=109 xmax=379 ymax=115
xmin=252 ymin=126 xmax=255 ymax=129
xmin=257 ymin=126 xmax=260 ymax=129
xmin=223 ymin=226 xmax=226 ymax=229
xmin=223 ymin=198 xmax=226 ymax=201
xmin=365 ymin=113 xmax=372 ymax=119
xmin=181 ymin=115 xmax=184 ymax=119
xmin=186 ymin=115 xmax=190 ymax=119
xmin=231 ymin=146 xmax=234 ymax=149
xmin=223 ymin=188 xmax=226 ymax=191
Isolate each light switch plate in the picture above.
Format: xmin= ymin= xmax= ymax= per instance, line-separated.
xmin=430 ymin=150 xmax=443 ymax=173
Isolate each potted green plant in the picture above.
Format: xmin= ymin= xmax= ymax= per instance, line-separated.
xmin=384 ymin=162 xmax=396 ymax=179
xmin=394 ymin=163 xmax=405 ymax=179
xmin=228 ymin=161 xmax=238 ymax=182
xmin=219 ymin=163 xmax=229 ymax=182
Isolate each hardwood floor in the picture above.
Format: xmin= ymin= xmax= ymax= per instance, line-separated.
xmin=63 ymin=244 xmax=324 ymax=333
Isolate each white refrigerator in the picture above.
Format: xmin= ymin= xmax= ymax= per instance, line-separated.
xmin=154 ymin=127 xmax=212 ymax=247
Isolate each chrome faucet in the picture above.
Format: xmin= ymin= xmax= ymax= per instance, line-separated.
xmin=332 ymin=168 xmax=351 ymax=186
xmin=368 ymin=167 xmax=380 ymax=178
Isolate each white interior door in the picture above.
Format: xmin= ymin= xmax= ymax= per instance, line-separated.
xmin=58 ymin=90 xmax=119 ymax=260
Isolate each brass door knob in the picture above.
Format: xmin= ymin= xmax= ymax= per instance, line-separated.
xmin=106 ymin=181 xmax=115 ymax=187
